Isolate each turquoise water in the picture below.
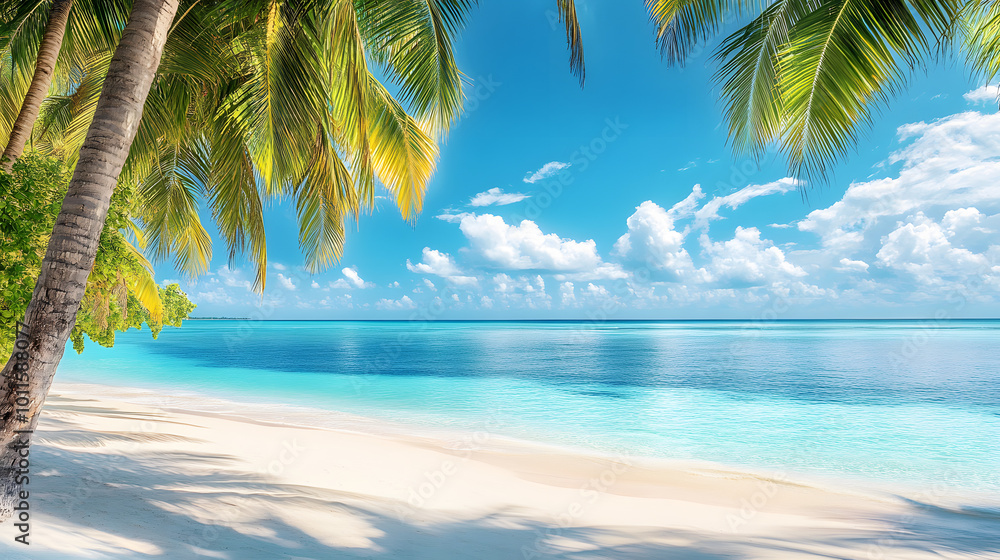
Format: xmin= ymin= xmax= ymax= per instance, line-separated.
xmin=57 ymin=320 xmax=1000 ymax=496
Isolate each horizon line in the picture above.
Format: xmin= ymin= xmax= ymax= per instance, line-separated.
xmin=186 ymin=317 xmax=1000 ymax=322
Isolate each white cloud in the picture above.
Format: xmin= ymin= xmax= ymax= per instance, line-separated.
xmin=459 ymin=213 xmax=603 ymax=271
xmin=559 ymin=281 xmax=576 ymax=307
xmin=469 ymin=187 xmax=529 ymax=207
xmin=407 ymin=248 xmax=479 ymax=286
xmin=276 ymin=273 xmax=296 ymax=291
xmin=523 ymin=161 xmax=570 ymax=183
xmin=798 ymin=111 xmax=1000 ymax=253
xmin=342 ymin=267 xmax=373 ymax=289
xmin=693 ymin=178 xmax=798 ymax=229
xmin=552 ymin=263 xmax=628 ymax=281
xmin=376 ymin=296 xmax=415 ymax=310
xmin=963 ymin=84 xmax=999 ymax=104
xmin=876 ymin=213 xmax=992 ymax=284
xmin=194 ymin=288 xmax=235 ymax=304
xmin=447 ymin=275 xmax=480 ymax=287
xmin=613 ymin=200 xmax=701 ymax=281
xmin=219 ymin=266 xmax=251 ymax=290
xmin=436 ymin=210 xmax=471 ymax=223
xmin=311 ymin=280 xmax=320 ymax=289
xmin=490 ymin=274 xmax=551 ymax=308
xmin=836 ymin=258 xmax=870 ymax=273
xmin=407 ymin=248 xmax=462 ymax=276
xmin=273 ymin=263 xmax=287 ymax=271
xmin=942 ymin=207 xmax=985 ymax=234
xmin=668 ymin=184 xmax=707 ymax=218
xmin=423 ymin=278 xmax=437 ymax=292
xmin=701 ymin=227 xmax=807 ymax=287
xmin=584 ymin=283 xmax=610 ymax=298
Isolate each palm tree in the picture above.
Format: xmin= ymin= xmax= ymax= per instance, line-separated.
xmin=0 ymin=0 xmax=128 ymax=170
xmin=0 ymin=0 xmax=74 ymax=170
xmin=0 ymin=0 xmax=475 ymax=519
xmin=0 ymin=0 xmax=180 ymax=520
xmin=10 ymin=0 xmax=472 ymax=288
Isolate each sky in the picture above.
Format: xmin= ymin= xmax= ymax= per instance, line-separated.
xmin=156 ymin=0 xmax=1000 ymax=320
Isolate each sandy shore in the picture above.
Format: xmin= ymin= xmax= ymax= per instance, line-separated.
xmin=0 ymin=383 xmax=997 ymax=559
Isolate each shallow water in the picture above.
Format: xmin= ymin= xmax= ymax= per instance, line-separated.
xmin=58 ymin=319 xmax=1000 ymax=497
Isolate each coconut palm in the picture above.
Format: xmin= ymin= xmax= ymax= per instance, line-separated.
xmin=7 ymin=0 xmax=472 ymax=288
xmin=0 ymin=0 xmax=129 ymax=169
xmin=0 ymin=0 xmax=476 ymax=519
xmin=0 ymin=0 xmax=181 ymax=520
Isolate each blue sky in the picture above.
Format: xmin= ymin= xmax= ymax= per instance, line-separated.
xmin=158 ymin=0 xmax=1000 ymax=320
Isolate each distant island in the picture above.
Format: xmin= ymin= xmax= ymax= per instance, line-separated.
xmin=188 ymin=316 xmax=251 ymax=320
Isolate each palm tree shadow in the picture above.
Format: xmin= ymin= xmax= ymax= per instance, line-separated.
xmin=5 ymin=404 xmax=999 ymax=560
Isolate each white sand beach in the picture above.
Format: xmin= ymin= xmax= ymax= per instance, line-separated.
xmin=0 ymin=382 xmax=997 ymax=560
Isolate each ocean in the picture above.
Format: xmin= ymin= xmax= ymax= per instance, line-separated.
xmin=56 ymin=319 xmax=1000 ymax=498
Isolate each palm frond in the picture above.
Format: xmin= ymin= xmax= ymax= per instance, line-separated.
xmin=963 ymin=0 xmax=1000 ymax=84
xmin=366 ymin=75 xmax=438 ymax=221
xmin=293 ymin=128 xmax=352 ymax=273
xmin=122 ymin=238 xmax=164 ymax=322
xmin=714 ymin=0 xmax=810 ymax=156
xmin=554 ymin=0 xmax=585 ymax=85
xmin=136 ymin=136 xmax=213 ymax=280
xmin=358 ymin=0 xmax=474 ymax=132
xmin=647 ymin=0 xmax=759 ymax=66
xmin=776 ymin=0 xmax=955 ymax=179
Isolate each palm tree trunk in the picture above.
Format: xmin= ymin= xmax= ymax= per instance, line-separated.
xmin=1 ymin=0 xmax=75 ymax=172
xmin=0 ymin=0 xmax=179 ymax=522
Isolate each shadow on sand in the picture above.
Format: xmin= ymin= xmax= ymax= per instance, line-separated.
xmin=1 ymin=396 xmax=998 ymax=560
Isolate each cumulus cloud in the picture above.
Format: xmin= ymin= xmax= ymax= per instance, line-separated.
xmin=798 ymin=111 xmax=1000 ymax=253
xmin=276 ymin=273 xmax=296 ymax=291
xmin=341 ymin=267 xmax=373 ymax=289
xmin=701 ymin=227 xmax=807 ymax=287
xmin=836 ymin=258 xmax=870 ymax=273
xmin=963 ymin=84 xmax=999 ymax=104
xmin=406 ymin=247 xmax=479 ymax=286
xmin=407 ymin=248 xmax=462 ymax=276
xmin=469 ymin=187 xmax=530 ymax=207
xmin=876 ymin=213 xmax=992 ymax=284
xmin=613 ymin=200 xmax=701 ymax=281
xmin=219 ymin=266 xmax=252 ymax=290
xmin=523 ymin=161 xmax=570 ymax=183
xmin=194 ymin=288 xmax=235 ymax=304
xmin=459 ymin=213 xmax=603 ymax=271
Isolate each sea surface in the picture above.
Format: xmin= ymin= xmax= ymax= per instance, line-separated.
xmin=57 ymin=319 xmax=1000 ymax=497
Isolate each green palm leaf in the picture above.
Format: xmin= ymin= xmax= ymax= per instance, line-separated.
xmin=776 ymin=0 xmax=955 ymax=178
